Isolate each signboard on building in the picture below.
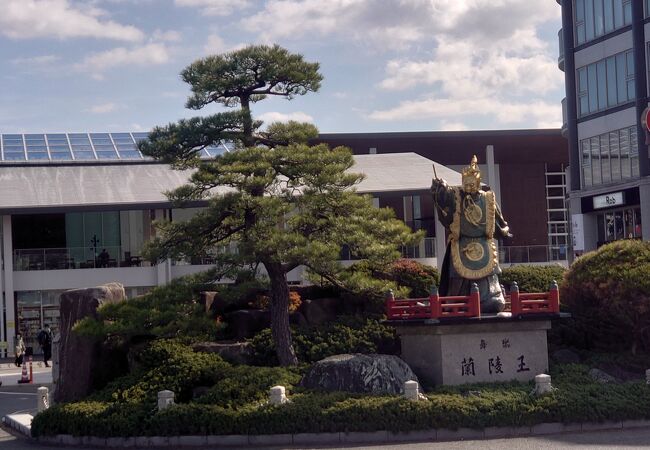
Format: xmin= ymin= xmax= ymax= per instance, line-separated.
xmin=571 ymin=214 xmax=585 ymax=251
xmin=593 ymin=192 xmax=624 ymax=210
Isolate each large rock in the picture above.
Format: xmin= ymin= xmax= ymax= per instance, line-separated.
xmin=193 ymin=341 xmax=253 ymax=365
xmin=299 ymin=299 xmax=334 ymax=326
xmin=552 ymin=348 xmax=581 ymax=365
xmin=224 ymin=309 xmax=271 ymax=339
xmin=53 ymin=283 xmax=126 ymax=403
xmin=300 ymin=353 xmax=418 ymax=395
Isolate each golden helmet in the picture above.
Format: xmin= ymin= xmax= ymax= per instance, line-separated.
xmin=462 ymin=155 xmax=481 ymax=185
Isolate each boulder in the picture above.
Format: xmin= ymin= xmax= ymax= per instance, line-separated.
xmin=224 ymin=309 xmax=271 ymax=339
xmin=53 ymin=283 xmax=127 ymax=403
xmin=300 ymin=353 xmax=418 ymax=395
xmin=300 ymin=299 xmax=333 ymax=326
xmin=551 ymin=348 xmax=581 ymax=365
xmin=589 ymin=368 xmax=619 ymax=384
xmin=192 ymin=341 xmax=254 ymax=365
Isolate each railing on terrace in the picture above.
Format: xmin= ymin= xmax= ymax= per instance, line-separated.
xmin=499 ymin=245 xmax=568 ymax=264
xmin=14 ymin=246 xmax=149 ymax=271
xmin=340 ymin=237 xmax=436 ymax=261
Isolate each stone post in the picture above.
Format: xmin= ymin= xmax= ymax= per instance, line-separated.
xmin=404 ymin=380 xmax=421 ymax=401
xmin=37 ymin=387 xmax=49 ymax=412
xmin=157 ymin=390 xmax=175 ymax=411
xmin=534 ymin=374 xmax=553 ymax=395
xmin=645 ymin=369 xmax=650 ymax=384
xmin=269 ymin=385 xmax=288 ymax=405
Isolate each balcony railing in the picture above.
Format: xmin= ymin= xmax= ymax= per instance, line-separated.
xmin=499 ymin=245 xmax=568 ymax=264
xmin=14 ymin=246 xmax=148 ymax=271
xmin=340 ymin=237 xmax=436 ymax=261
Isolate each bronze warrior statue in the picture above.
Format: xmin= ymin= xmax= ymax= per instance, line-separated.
xmin=431 ymin=155 xmax=512 ymax=313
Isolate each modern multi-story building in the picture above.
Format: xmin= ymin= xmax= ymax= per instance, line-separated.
xmin=0 ymin=132 xmax=455 ymax=356
xmin=558 ymin=0 xmax=650 ymax=255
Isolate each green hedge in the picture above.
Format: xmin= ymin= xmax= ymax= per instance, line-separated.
xmin=561 ymin=240 xmax=650 ymax=353
xmin=499 ymin=265 xmax=567 ymax=293
xmin=32 ymin=364 xmax=650 ymax=437
xmin=248 ymin=317 xmax=398 ymax=366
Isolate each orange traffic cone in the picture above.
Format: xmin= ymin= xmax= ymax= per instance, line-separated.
xmin=17 ymin=360 xmax=29 ymax=384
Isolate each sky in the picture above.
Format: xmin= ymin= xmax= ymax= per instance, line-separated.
xmin=0 ymin=0 xmax=565 ymax=134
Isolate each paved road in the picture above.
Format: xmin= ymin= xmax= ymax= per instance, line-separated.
xmin=2 ymin=427 xmax=650 ymax=449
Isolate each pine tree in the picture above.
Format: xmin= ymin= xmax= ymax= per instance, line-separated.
xmin=139 ymin=45 xmax=420 ymax=365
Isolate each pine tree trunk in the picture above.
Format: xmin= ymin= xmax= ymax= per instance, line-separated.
xmin=265 ymin=261 xmax=298 ymax=366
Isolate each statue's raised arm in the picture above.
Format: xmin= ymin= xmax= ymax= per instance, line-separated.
xmin=431 ymin=155 xmax=511 ymax=314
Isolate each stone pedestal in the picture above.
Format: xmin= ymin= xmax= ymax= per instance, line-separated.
xmin=394 ymin=318 xmax=550 ymax=386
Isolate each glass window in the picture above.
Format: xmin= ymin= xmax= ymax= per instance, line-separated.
xmin=604 ymin=0 xmax=615 ymax=32
xmin=594 ymin=0 xmax=605 ymax=37
xmin=585 ymin=0 xmax=595 ymax=41
xmin=596 ymin=60 xmax=607 ymax=110
xmin=600 ymin=134 xmax=611 ymax=183
xmin=587 ymin=64 xmax=598 ymax=113
xmin=578 ymin=50 xmax=633 ymax=117
xmin=626 ymin=51 xmax=635 ymax=100
xmin=606 ymin=57 xmax=617 ymax=106
xmin=620 ymin=127 xmax=631 ymax=178
xmin=623 ymin=0 xmax=632 ymax=23
xmin=614 ymin=0 xmax=624 ymax=27
xmin=609 ymin=131 xmax=621 ymax=181
xmin=590 ymin=136 xmax=602 ymax=184
xmin=576 ymin=0 xmax=586 ymax=44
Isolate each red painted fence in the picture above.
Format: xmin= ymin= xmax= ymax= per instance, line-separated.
xmin=385 ymin=281 xmax=560 ymax=320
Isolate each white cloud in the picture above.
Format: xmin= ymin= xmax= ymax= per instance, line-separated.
xmin=203 ymin=33 xmax=247 ymax=55
xmin=369 ymin=97 xmax=561 ymax=128
xmin=439 ymin=120 xmax=468 ymax=131
xmin=76 ymin=43 xmax=172 ymax=77
xmin=243 ymin=0 xmax=558 ymax=50
xmin=1 ymin=0 xmax=144 ymax=41
xmin=175 ymin=0 xmax=250 ymax=16
xmin=11 ymin=55 xmax=60 ymax=65
xmin=258 ymin=111 xmax=314 ymax=124
xmin=152 ymin=29 xmax=182 ymax=42
xmin=87 ymin=102 xmax=120 ymax=114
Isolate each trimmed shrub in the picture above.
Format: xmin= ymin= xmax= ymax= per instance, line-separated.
xmin=249 ymin=317 xmax=398 ymax=366
xmin=32 ymin=363 xmax=650 ymax=437
xmin=499 ymin=264 xmax=567 ymax=293
xmin=385 ymin=259 xmax=439 ymax=298
xmin=561 ymin=240 xmax=650 ymax=354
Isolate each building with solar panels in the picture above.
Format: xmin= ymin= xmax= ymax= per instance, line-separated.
xmin=0 ymin=136 xmax=448 ymax=357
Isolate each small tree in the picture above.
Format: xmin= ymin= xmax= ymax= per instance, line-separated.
xmin=139 ymin=45 xmax=421 ymax=365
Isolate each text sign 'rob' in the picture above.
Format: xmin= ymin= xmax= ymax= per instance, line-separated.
xmin=593 ymin=192 xmax=624 ymax=210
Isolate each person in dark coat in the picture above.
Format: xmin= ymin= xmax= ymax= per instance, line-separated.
xmin=38 ymin=324 xmax=53 ymax=367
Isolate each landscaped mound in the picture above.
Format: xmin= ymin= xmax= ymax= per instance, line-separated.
xmin=31 ymin=339 xmax=650 ymax=438
xmin=561 ymin=240 xmax=650 ymax=354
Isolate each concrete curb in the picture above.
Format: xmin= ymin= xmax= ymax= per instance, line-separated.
xmin=5 ymin=413 xmax=650 ymax=447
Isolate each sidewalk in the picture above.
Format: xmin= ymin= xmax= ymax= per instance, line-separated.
xmin=0 ymin=358 xmax=48 ymax=372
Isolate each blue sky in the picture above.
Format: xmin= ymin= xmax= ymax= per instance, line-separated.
xmin=0 ymin=0 xmax=564 ymax=134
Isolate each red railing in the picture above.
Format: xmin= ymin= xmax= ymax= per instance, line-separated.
xmin=385 ymin=281 xmax=560 ymax=320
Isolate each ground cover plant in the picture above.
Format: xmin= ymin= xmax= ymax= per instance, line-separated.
xmin=31 ymin=339 xmax=650 ymax=438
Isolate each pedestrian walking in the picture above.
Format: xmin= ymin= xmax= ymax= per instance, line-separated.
xmin=37 ymin=324 xmax=53 ymax=367
xmin=14 ymin=333 xmax=25 ymax=367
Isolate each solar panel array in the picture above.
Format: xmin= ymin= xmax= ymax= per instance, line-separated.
xmin=0 ymin=133 xmax=234 ymax=162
